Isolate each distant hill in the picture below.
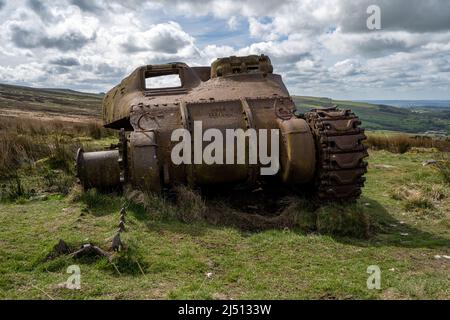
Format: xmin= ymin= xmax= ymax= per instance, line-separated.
xmin=0 ymin=83 xmax=448 ymax=134
xmin=0 ymin=83 xmax=102 ymax=120
xmin=293 ymin=96 xmax=450 ymax=134
xmin=359 ymin=100 xmax=450 ymax=109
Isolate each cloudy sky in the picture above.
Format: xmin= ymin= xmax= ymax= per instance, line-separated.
xmin=0 ymin=0 xmax=449 ymax=99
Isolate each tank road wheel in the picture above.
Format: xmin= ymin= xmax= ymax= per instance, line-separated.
xmin=305 ymin=107 xmax=368 ymax=202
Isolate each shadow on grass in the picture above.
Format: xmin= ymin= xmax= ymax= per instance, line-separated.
xmin=135 ymin=191 xmax=450 ymax=250
xmin=82 ymin=185 xmax=450 ymax=250
xmin=342 ymin=196 xmax=450 ymax=249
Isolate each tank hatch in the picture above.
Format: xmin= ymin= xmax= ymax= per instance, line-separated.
xmin=210 ymin=54 xmax=273 ymax=78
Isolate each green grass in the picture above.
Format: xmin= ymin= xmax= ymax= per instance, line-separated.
xmin=0 ymin=84 xmax=448 ymax=299
xmin=0 ymin=148 xmax=449 ymax=300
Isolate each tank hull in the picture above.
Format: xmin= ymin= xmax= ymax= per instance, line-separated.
xmin=77 ymin=55 xmax=368 ymax=201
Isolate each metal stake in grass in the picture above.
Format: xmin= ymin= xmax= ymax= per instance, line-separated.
xmin=112 ymin=233 xmax=122 ymax=252
xmin=119 ymin=207 xmax=126 ymax=223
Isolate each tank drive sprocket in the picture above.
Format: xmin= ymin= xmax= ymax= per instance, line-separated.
xmin=305 ymin=107 xmax=368 ymax=202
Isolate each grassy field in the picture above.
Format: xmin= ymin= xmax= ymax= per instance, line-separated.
xmin=0 ymin=139 xmax=449 ymax=299
xmin=0 ymin=83 xmax=449 ymax=300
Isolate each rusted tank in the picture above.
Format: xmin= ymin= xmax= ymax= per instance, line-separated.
xmin=77 ymin=55 xmax=368 ymax=201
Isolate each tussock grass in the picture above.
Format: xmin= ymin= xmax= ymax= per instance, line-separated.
xmin=39 ymin=167 xmax=74 ymax=195
xmin=0 ymin=116 xmax=114 ymax=175
xmin=79 ymin=188 xmax=122 ymax=213
xmin=404 ymin=197 xmax=435 ymax=211
xmin=124 ymin=185 xmax=371 ymax=238
xmin=0 ymin=117 xmax=114 ymax=178
xmin=0 ymin=116 xmax=114 ymax=139
xmin=391 ymin=183 xmax=448 ymax=218
xmin=174 ymin=185 xmax=206 ymax=223
xmin=124 ymin=187 xmax=177 ymax=220
xmin=366 ymin=133 xmax=450 ymax=154
xmin=0 ymin=132 xmax=78 ymax=197
xmin=0 ymin=176 xmax=34 ymax=202
xmin=0 ymin=132 xmax=49 ymax=176
xmin=0 ymin=116 xmax=117 ymax=201
xmin=67 ymin=183 xmax=83 ymax=203
xmin=316 ymin=204 xmax=372 ymax=238
xmin=434 ymin=154 xmax=450 ymax=185
xmin=104 ymin=240 xmax=149 ymax=276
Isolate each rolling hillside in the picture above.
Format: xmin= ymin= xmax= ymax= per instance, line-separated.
xmin=293 ymin=96 xmax=450 ymax=135
xmin=0 ymin=83 xmax=449 ymax=134
xmin=0 ymin=83 xmax=102 ymax=121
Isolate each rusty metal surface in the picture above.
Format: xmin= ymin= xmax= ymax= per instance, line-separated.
xmin=278 ymin=118 xmax=316 ymax=185
xmin=129 ymin=130 xmax=160 ymax=192
xmin=102 ymin=55 xmax=289 ymax=129
xmin=78 ymin=54 xmax=368 ymax=201
xmin=305 ymin=107 xmax=368 ymax=201
xmin=210 ymin=55 xmax=273 ymax=78
xmin=76 ymin=148 xmax=120 ymax=190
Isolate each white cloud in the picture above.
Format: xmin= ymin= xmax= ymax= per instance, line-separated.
xmin=0 ymin=0 xmax=449 ymax=99
xmin=227 ymin=16 xmax=240 ymax=31
xmin=248 ymin=17 xmax=280 ymax=41
xmin=330 ymin=59 xmax=363 ymax=77
xmin=120 ymin=22 xmax=196 ymax=54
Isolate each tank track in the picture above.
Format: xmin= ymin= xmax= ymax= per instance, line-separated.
xmin=305 ymin=107 xmax=368 ymax=202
